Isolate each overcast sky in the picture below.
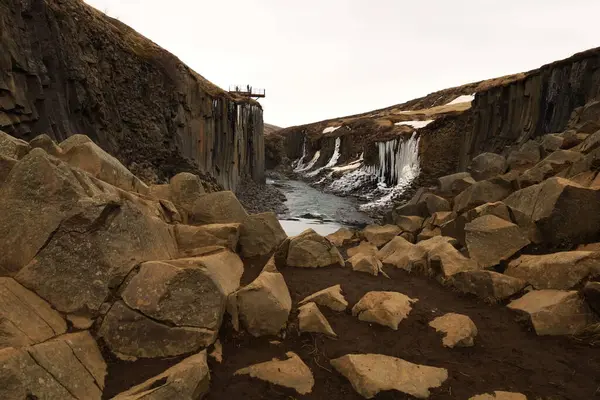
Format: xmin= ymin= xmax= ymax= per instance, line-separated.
xmin=85 ymin=0 xmax=599 ymax=128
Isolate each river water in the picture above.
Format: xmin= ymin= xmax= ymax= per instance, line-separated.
xmin=268 ymin=178 xmax=374 ymax=236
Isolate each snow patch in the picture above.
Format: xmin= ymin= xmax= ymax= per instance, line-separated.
xmin=446 ymin=94 xmax=475 ymax=105
xmin=394 ymin=120 xmax=434 ymax=129
xmin=323 ymin=126 xmax=342 ymax=134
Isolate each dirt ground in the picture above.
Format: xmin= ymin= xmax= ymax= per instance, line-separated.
xmin=104 ymin=255 xmax=600 ymax=400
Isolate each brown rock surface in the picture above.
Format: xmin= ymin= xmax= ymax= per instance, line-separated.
xmin=326 ymin=228 xmax=356 ymax=247
xmin=450 ymin=270 xmax=527 ymax=301
xmin=429 ymin=313 xmax=478 ymax=348
xmin=362 ymin=224 xmax=402 ymax=247
xmin=287 ymin=229 xmax=344 ymax=268
xmin=347 ymin=241 xmax=379 ymax=258
xmin=298 ymin=302 xmax=337 ymax=337
xmin=352 ymin=291 xmax=418 ymax=330
xmin=469 ymin=152 xmax=507 ymax=181
xmin=298 ymin=284 xmax=348 ymax=312
xmin=239 ymin=212 xmax=287 ymax=257
xmin=175 ymin=223 xmax=240 ymax=255
xmin=190 ymin=191 xmax=248 ymax=224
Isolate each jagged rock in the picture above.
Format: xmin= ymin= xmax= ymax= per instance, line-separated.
xmin=507 ymin=140 xmax=541 ymax=171
xmin=330 ymin=354 xmax=448 ymax=399
xmin=230 ymin=264 xmax=292 ymax=336
xmin=465 ymin=215 xmax=530 ymax=268
xmin=347 ymin=241 xmax=379 ymax=258
xmin=352 ymin=291 xmax=417 ymax=330
xmin=504 ymin=177 xmax=600 ymax=244
xmin=505 ymin=251 xmax=600 ymax=290
xmin=0 ymin=278 xmax=66 ymax=349
xmin=437 ymin=172 xmax=475 ymax=196
xmin=453 ymin=179 xmax=513 ymax=214
xmin=362 ymin=224 xmax=402 ymax=247
xmin=507 ymin=290 xmax=596 ymax=336
xmin=0 ymin=331 xmax=106 ymax=400
xmin=583 ymin=282 xmax=600 ymax=315
xmin=419 ymin=236 xmax=478 ymax=277
xmin=469 ymin=152 xmax=507 ymax=181
xmin=29 ymin=134 xmax=61 ymax=156
xmin=519 ymin=150 xmax=583 ymax=187
xmin=99 ymin=301 xmax=215 ymax=360
xmin=348 ymin=253 xmax=387 ymax=277
xmin=122 ymin=251 xmax=243 ymax=333
xmin=541 ymin=133 xmax=565 ymax=153
xmin=377 ymin=236 xmax=426 ymax=272
xmin=112 ymin=351 xmax=210 ymax=400
xmin=59 ymin=134 xmax=149 ymax=194
xmin=210 ymin=340 xmax=223 ymax=363
xmin=286 ymin=229 xmax=344 ymax=268
xmin=429 ymin=313 xmax=478 ymax=348
xmin=469 ymin=392 xmax=527 ymax=400
xmin=15 ymin=201 xmax=177 ymax=314
xmin=326 ymin=228 xmax=356 ymax=247
xmin=175 ymin=223 xmax=240 ymax=255
xmin=298 ymin=284 xmax=348 ymax=312
xmin=235 ymin=352 xmax=314 ymax=395
xmin=443 ymin=202 xmax=512 ymax=247
xmin=0 ymin=130 xmax=29 ymax=159
xmin=190 ymin=191 xmax=248 ymax=224
xmin=450 ymin=270 xmax=527 ymax=301
xmin=169 ymin=172 xmax=206 ymax=221
xmin=298 ymin=302 xmax=337 ymax=337
xmin=239 ymin=212 xmax=287 ymax=257
xmin=396 ymin=215 xmax=424 ymax=233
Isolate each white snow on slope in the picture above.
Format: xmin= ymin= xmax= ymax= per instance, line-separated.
xmin=446 ymin=94 xmax=475 ymax=105
xmin=394 ymin=120 xmax=434 ymax=129
xmin=323 ymin=126 xmax=342 ymax=134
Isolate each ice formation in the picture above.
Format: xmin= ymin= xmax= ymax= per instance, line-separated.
xmin=307 ymin=137 xmax=342 ymax=177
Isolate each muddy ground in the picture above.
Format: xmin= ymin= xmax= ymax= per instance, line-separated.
xmin=103 ymin=254 xmax=600 ymax=400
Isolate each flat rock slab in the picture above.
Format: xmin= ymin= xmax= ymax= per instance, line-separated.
xmin=298 ymin=284 xmax=348 ymax=312
xmin=505 ymin=251 xmax=600 ymax=290
xmin=429 ymin=313 xmax=478 ymax=348
xmin=286 ymin=229 xmax=344 ymax=268
xmin=352 ymin=291 xmax=418 ymax=330
xmin=235 ymin=352 xmax=314 ymax=395
xmin=508 ymin=290 xmax=596 ymax=336
xmin=112 ymin=351 xmax=210 ymax=400
xmin=331 ymin=353 xmax=448 ymax=399
xmin=298 ymin=302 xmax=337 ymax=337
xmin=362 ymin=224 xmax=402 ymax=247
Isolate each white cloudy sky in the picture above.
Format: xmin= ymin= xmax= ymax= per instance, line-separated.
xmin=85 ymin=0 xmax=599 ymax=127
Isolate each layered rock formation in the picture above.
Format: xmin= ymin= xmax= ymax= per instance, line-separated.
xmin=0 ymin=0 xmax=264 ymax=190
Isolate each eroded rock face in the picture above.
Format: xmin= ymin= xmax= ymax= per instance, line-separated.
xmin=239 ymin=212 xmax=287 ymax=257
xmin=190 ymin=191 xmax=248 ymax=224
xmin=450 ymin=270 xmax=527 ymax=302
xmin=235 ymin=352 xmax=314 ymax=395
xmin=0 ymin=278 xmax=66 ymax=349
xmin=298 ymin=302 xmax=337 ymax=337
xmin=112 ymin=351 xmax=210 ymax=400
xmin=0 ymin=331 xmax=106 ymax=400
xmin=352 ymin=291 xmax=418 ymax=330
xmin=362 ymin=224 xmax=402 ymax=247
xmin=505 ymin=251 xmax=600 ymax=290
xmin=287 ymin=229 xmax=344 ymax=268
xmin=508 ymin=290 xmax=596 ymax=336
xmin=429 ymin=313 xmax=478 ymax=348
xmin=331 ymin=354 xmax=448 ymax=399
xmin=465 ymin=215 xmax=530 ymax=268
xmin=298 ymin=284 xmax=348 ymax=312
xmin=230 ymin=265 xmax=292 ymax=336
xmin=469 ymin=152 xmax=507 ymax=181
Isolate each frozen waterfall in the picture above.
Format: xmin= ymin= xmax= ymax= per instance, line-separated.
xmin=292 ymin=137 xmax=308 ymax=171
xmin=307 ymin=137 xmax=342 ymax=177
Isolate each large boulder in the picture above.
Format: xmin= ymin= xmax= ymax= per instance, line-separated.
xmin=29 ymin=134 xmax=61 ymax=156
xmin=352 ymin=291 xmax=418 ymax=330
xmin=326 ymin=228 xmax=356 ymax=247
xmin=453 ymin=179 xmax=513 ymax=215
xmin=429 ymin=313 xmax=478 ymax=348
xmin=0 ymin=331 xmax=106 ymax=400
xmin=298 ymin=284 xmax=348 ymax=312
xmin=298 ymin=302 xmax=337 ymax=337
xmin=347 ymin=241 xmax=378 ymax=258
xmin=0 ymin=278 xmax=66 ymax=349
xmin=377 ymin=236 xmax=426 ymax=272
xmin=112 ymin=351 xmax=210 ymax=400
xmin=507 ymin=140 xmax=541 ymax=171
xmin=121 ymin=251 xmax=243 ymax=334
xmin=168 ymin=172 xmax=206 ymax=221
xmin=174 ymin=223 xmax=240 ymax=255
xmin=347 ymin=253 xmax=387 ymax=277
xmin=330 ymin=354 xmax=448 ymax=399
xmin=504 ymin=177 xmax=600 ymax=245
xmin=15 ymin=201 xmax=177 ymax=314
xmin=392 ymin=189 xmax=450 ymax=218
xmin=464 ymin=215 xmax=530 ymax=268
xmin=519 ymin=150 xmax=583 ymax=187
xmin=441 ymin=201 xmax=512 ymax=246
xmin=505 ymin=251 xmax=600 ymax=290
xmin=239 ymin=212 xmax=287 ymax=257
xmin=437 ymin=172 xmax=475 ymax=196
xmin=362 ymin=224 xmax=401 ymax=247
xmin=0 ymin=154 xmax=17 ymax=185
xmin=235 ymin=352 xmax=314 ymax=395
xmin=0 ymin=130 xmax=29 ymax=159
xmin=541 ymin=133 xmax=565 ymax=153
xmin=190 ymin=191 xmax=248 ymax=224
xmin=286 ymin=229 xmax=344 ymax=268
xmin=469 ymin=152 xmax=507 ymax=181
xmin=450 ymin=270 xmax=526 ymax=302
xmin=507 ymin=290 xmax=596 ymax=336
xmin=574 ymin=128 xmax=600 ymax=154
xmin=59 ymin=134 xmax=149 ymax=194
xmin=229 ymin=262 xmax=292 ymax=336
xmin=396 ymin=215 xmax=425 ymax=234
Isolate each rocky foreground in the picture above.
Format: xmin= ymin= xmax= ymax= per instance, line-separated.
xmin=1 ymin=129 xmax=600 ymax=399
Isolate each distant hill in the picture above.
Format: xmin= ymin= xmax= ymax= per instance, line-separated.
xmin=265 ymin=123 xmax=283 ymax=135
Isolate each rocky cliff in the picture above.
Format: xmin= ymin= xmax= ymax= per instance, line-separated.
xmin=0 ymin=0 xmax=264 ymax=190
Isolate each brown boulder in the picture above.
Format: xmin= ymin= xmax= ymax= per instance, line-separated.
xmin=0 ymin=130 xmax=29 ymax=159
xmin=469 ymin=152 xmax=507 ymax=181
xmin=465 ymin=215 xmax=530 ymax=268
xmin=326 ymin=228 xmax=356 ymax=247
xmin=169 ymin=172 xmax=206 ymax=221
xmin=175 ymin=223 xmax=240 ymax=255
xmin=437 ymin=172 xmax=475 ymax=196
xmin=287 ymin=229 xmax=344 ymax=268
xmin=190 ymin=191 xmax=248 ymax=224
xmin=505 ymin=251 xmax=600 ymax=290
xmin=112 ymin=351 xmax=210 ymax=400
xmin=347 ymin=241 xmax=378 ymax=258
xmin=348 ymin=253 xmax=387 ymax=277
xmin=541 ymin=133 xmax=565 ymax=153
xmin=519 ymin=150 xmax=583 ymax=187
xmin=0 ymin=154 xmax=17 ymax=184
xmin=453 ymin=179 xmax=513 ymax=214
xmin=507 ymin=140 xmax=541 ymax=171
xmin=450 ymin=270 xmax=526 ymax=302
xmin=362 ymin=224 xmax=402 ymax=247
xmin=298 ymin=302 xmax=337 ymax=337
xmin=298 ymin=284 xmax=348 ymax=312
xmin=396 ymin=215 xmax=424 ymax=233
xmin=29 ymin=134 xmax=61 ymax=156
xmin=352 ymin=291 xmax=417 ymax=330
xmin=429 ymin=313 xmax=478 ymax=348
xmin=239 ymin=212 xmax=287 ymax=257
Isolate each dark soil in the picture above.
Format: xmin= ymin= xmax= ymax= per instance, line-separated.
xmin=104 ymin=255 xmax=600 ymax=400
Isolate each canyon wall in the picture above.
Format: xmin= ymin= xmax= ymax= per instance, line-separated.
xmin=0 ymin=0 xmax=264 ymax=190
